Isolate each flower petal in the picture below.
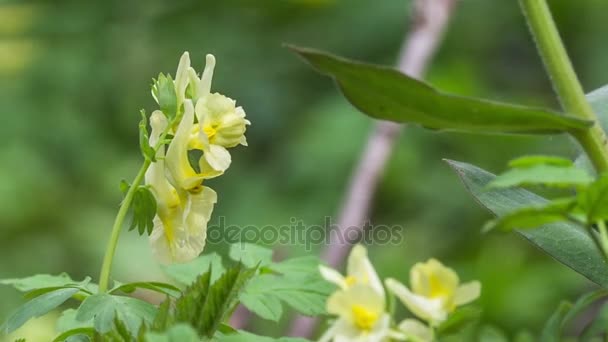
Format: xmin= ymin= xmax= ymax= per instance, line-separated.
xmin=454 ymin=281 xmax=481 ymax=306
xmin=347 ymin=245 xmax=384 ymax=297
xmin=204 ymin=144 xmax=231 ymax=172
xmin=319 ymin=265 xmax=347 ymax=289
xmin=175 ymin=52 xmax=191 ymax=107
xmin=398 ymin=319 xmax=433 ymax=342
xmin=385 ymin=278 xmax=446 ymax=324
xmin=165 ymin=100 xmax=204 ymax=191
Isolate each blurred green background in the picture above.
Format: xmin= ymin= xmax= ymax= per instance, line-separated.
xmin=2 ymin=0 xmax=608 ymax=340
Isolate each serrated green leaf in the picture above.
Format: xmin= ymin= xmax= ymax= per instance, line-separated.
xmin=163 ymin=252 xmax=225 ymax=285
xmin=239 ymin=256 xmax=331 ymax=321
xmin=145 ymin=324 xmax=199 ymax=342
xmin=290 ymin=46 xmax=592 ymax=134
xmin=488 ymin=164 xmax=593 ymax=189
xmin=174 ymin=270 xmax=212 ymax=324
xmin=152 ymin=73 xmax=178 ymax=119
xmin=508 ymin=155 xmax=573 ymax=168
xmin=109 ymin=281 xmax=180 ymax=298
xmin=75 ymin=294 xmax=156 ymax=336
xmin=197 ymin=264 xmax=256 ymax=337
xmin=2 ymin=287 xmax=79 ymax=334
xmin=483 ymin=198 xmax=577 ymax=232
xmin=240 ymin=274 xmax=330 ymax=320
xmin=229 ymin=243 xmax=273 ymax=268
xmin=478 ymin=325 xmax=509 ymax=342
xmin=447 ymin=160 xmax=608 ymax=287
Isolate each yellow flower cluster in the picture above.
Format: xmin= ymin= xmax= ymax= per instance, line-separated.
xmin=146 ymin=52 xmax=249 ymax=264
xmin=319 ymin=245 xmax=481 ymax=342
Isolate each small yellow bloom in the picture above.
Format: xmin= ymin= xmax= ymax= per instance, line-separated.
xmin=319 ymin=244 xmax=384 ymax=297
xmin=386 ymin=259 xmax=481 ymax=325
xmin=145 ymin=110 xmax=217 ymax=264
xmin=320 ymin=284 xmax=390 ymax=342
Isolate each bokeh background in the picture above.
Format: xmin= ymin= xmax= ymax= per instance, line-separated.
xmin=2 ymin=0 xmax=608 ymax=340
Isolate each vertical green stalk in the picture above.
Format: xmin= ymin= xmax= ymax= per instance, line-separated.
xmin=597 ymin=220 xmax=608 ymax=259
xmin=520 ymin=0 xmax=608 ymax=173
xmin=98 ymin=159 xmax=151 ymax=293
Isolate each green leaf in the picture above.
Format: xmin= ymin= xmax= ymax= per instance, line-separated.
xmin=139 ymin=110 xmax=156 ymax=162
xmin=229 ymin=243 xmax=274 ymax=268
xmin=541 ymin=302 xmax=571 ymax=342
xmin=577 ymin=174 xmax=608 ymax=222
xmin=217 ymin=330 xmax=311 ymax=342
xmin=75 ymin=294 xmax=157 ymax=336
xmin=437 ymin=306 xmax=482 ymax=336
xmin=482 ymin=198 xmax=577 ymax=232
xmin=151 ymin=73 xmax=177 ymax=119
xmin=145 ymin=324 xmax=200 ymax=342
xmin=1 ymin=274 xmax=96 ymax=294
xmin=508 ymin=155 xmax=573 ymax=168
xmin=290 ymin=46 xmax=592 ymax=134
xmin=574 ymin=86 xmax=608 ymax=175
xmin=56 ymin=308 xmax=93 ymax=333
xmin=2 ymin=287 xmax=79 ymax=333
xmin=52 ymin=327 xmax=95 ymax=342
xmin=488 ymin=164 xmax=593 ymax=189
xmin=128 ymin=186 xmax=157 ymax=236
xmin=580 ymin=301 xmax=608 ymax=340
xmin=447 ymin=160 xmax=608 ymax=287
xmin=163 ymin=252 xmax=225 ymax=285
xmin=196 ymin=264 xmax=256 ymax=337
xmin=109 ymin=281 xmax=181 ymax=298
xmin=239 ymin=256 xmax=332 ymax=321
xmin=240 ymin=274 xmax=331 ymax=321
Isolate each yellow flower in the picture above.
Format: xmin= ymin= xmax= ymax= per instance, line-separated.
xmin=385 ymin=259 xmax=481 ymax=325
xmin=319 ymin=284 xmax=390 ymax=342
xmin=319 ymin=244 xmax=384 ymax=297
xmin=166 ymin=100 xmax=226 ymax=192
xmin=145 ymin=110 xmax=217 ymax=264
xmin=189 ymin=54 xmax=250 ymax=149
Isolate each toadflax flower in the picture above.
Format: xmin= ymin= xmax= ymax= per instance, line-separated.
xmin=145 ymin=110 xmax=217 ymax=264
xmin=319 ymin=244 xmax=384 ymax=297
xmin=145 ymin=51 xmax=249 ymax=264
xmin=385 ymin=258 xmax=481 ymax=325
xmin=319 ymin=284 xmax=390 ymax=342
xmin=319 ymin=245 xmax=390 ymax=342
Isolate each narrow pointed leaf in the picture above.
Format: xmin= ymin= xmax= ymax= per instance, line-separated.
xmin=291 ymin=46 xmax=592 ymax=134
xmin=447 ymin=160 xmax=608 ymax=287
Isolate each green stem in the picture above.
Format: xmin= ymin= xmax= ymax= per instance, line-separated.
xmin=98 ymin=159 xmax=152 ymax=293
xmin=520 ymin=0 xmax=608 ymax=173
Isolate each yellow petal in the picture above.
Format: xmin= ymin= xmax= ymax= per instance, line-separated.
xmin=175 ymin=52 xmax=191 ymax=107
xmin=319 ymin=265 xmax=347 ymax=289
xmin=397 ymin=319 xmax=433 ymax=342
xmin=346 ymin=244 xmax=384 ymax=297
xmin=385 ymin=278 xmax=446 ymax=324
xmin=199 ymin=54 xmax=216 ymax=99
xmin=204 ymin=144 xmax=231 ymax=172
xmin=165 ymin=100 xmax=204 ymax=191
xmin=410 ymin=258 xmax=459 ymax=300
xmin=326 ymin=284 xmax=384 ymax=324
xmin=454 ymin=281 xmax=481 ymax=306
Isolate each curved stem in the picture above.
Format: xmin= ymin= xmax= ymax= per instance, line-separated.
xmin=597 ymin=220 xmax=608 ymax=259
xmin=520 ymin=0 xmax=608 ymax=173
xmin=98 ymin=159 xmax=151 ymax=293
